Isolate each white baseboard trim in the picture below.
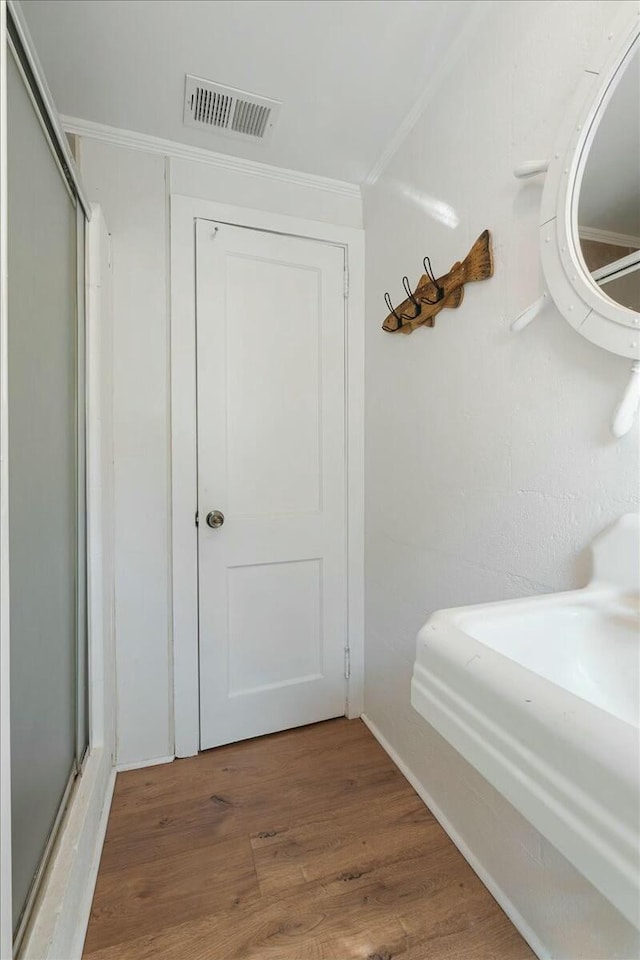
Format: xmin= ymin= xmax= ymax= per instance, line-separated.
xmin=68 ymin=766 xmax=115 ymax=959
xmin=360 ymin=712 xmax=549 ymax=960
xmin=115 ymin=754 xmax=175 ymax=773
xmin=20 ymin=747 xmax=115 ymax=960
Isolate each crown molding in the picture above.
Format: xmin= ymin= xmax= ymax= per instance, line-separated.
xmin=61 ymin=116 xmax=361 ymax=201
xmin=578 ymin=225 xmax=640 ymax=249
xmin=364 ymin=0 xmax=497 ymax=187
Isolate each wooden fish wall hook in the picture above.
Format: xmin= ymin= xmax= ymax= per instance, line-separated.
xmin=382 ymin=230 xmax=494 ymax=334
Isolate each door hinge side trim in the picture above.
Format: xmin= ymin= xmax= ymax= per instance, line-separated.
xmin=343 ymin=268 xmax=349 ymax=299
xmin=195 ymin=510 xmax=199 ymax=527
xmin=344 ymin=646 xmax=351 ymax=680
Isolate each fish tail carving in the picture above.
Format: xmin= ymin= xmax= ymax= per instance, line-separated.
xmin=461 ymin=230 xmax=493 ymax=283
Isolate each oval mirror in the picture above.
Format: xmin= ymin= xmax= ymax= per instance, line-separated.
xmin=513 ymin=10 xmax=640 ymax=437
xmin=577 ymin=45 xmax=640 ymax=314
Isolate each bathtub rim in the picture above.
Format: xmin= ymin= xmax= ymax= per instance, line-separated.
xmin=411 ymin=585 xmax=640 ymax=928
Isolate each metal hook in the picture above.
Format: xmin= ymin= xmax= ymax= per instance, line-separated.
xmin=402 ymin=276 xmax=421 ymax=311
xmin=383 ymin=279 xmax=422 ymax=328
xmin=419 ymin=255 xmax=445 ymax=304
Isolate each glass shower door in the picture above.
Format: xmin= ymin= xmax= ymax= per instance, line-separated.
xmin=7 ymin=46 xmax=87 ymax=941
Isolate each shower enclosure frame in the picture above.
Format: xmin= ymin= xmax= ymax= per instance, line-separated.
xmin=0 ymin=1 xmax=110 ymax=954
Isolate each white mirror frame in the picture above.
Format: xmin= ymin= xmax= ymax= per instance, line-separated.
xmin=512 ymin=4 xmax=640 ymax=439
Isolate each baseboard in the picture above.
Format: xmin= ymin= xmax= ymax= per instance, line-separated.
xmin=115 ymin=753 xmax=175 ymax=772
xmin=67 ymin=765 xmax=115 ymax=958
xmin=20 ymin=747 xmax=115 ymax=960
xmin=360 ymin=713 xmax=549 ymax=960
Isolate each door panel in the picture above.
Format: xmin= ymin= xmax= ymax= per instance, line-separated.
xmin=196 ymin=221 xmax=347 ymax=749
xmin=227 ymin=558 xmax=322 ymax=695
xmin=225 ymin=255 xmax=321 ymax=517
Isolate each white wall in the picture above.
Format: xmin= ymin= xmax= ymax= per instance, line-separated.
xmin=77 ymin=136 xmax=362 ymax=765
xmin=363 ymin=1 xmax=639 ymax=958
xmin=77 ymin=141 xmax=172 ymax=766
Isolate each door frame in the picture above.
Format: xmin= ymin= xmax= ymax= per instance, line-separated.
xmin=170 ymin=194 xmax=364 ymax=757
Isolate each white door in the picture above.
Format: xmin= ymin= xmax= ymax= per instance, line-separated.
xmin=196 ymin=219 xmax=347 ymax=750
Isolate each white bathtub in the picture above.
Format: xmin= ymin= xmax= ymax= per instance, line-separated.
xmin=411 ymin=514 xmax=640 ymax=928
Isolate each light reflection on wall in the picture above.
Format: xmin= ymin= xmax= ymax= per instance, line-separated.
xmin=387 ymin=179 xmax=460 ymax=229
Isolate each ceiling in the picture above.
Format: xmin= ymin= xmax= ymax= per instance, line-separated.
xmin=579 ymin=47 xmax=640 ymax=240
xmin=21 ymin=0 xmax=475 ymax=184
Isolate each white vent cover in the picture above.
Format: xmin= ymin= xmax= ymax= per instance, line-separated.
xmin=183 ymin=75 xmax=281 ymax=143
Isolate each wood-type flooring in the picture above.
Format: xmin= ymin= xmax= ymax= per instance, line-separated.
xmin=83 ymin=718 xmax=535 ymax=960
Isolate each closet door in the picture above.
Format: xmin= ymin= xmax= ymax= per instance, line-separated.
xmin=7 ymin=49 xmax=86 ymax=936
xmin=196 ymin=221 xmax=347 ymax=750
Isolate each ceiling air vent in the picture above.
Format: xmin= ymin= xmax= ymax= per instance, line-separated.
xmin=183 ymin=75 xmax=281 ymax=144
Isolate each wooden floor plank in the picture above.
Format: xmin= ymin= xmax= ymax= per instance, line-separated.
xmin=249 ymin=804 xmax=445 ymax=895
xmin=83 ymin=834 xmax=260 ymax=954
xmin=83 ymin=718 xmax=535 ymax=960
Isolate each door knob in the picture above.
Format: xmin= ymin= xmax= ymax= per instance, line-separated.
xmin=206 ymin=510 xmax=225 ymax=529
